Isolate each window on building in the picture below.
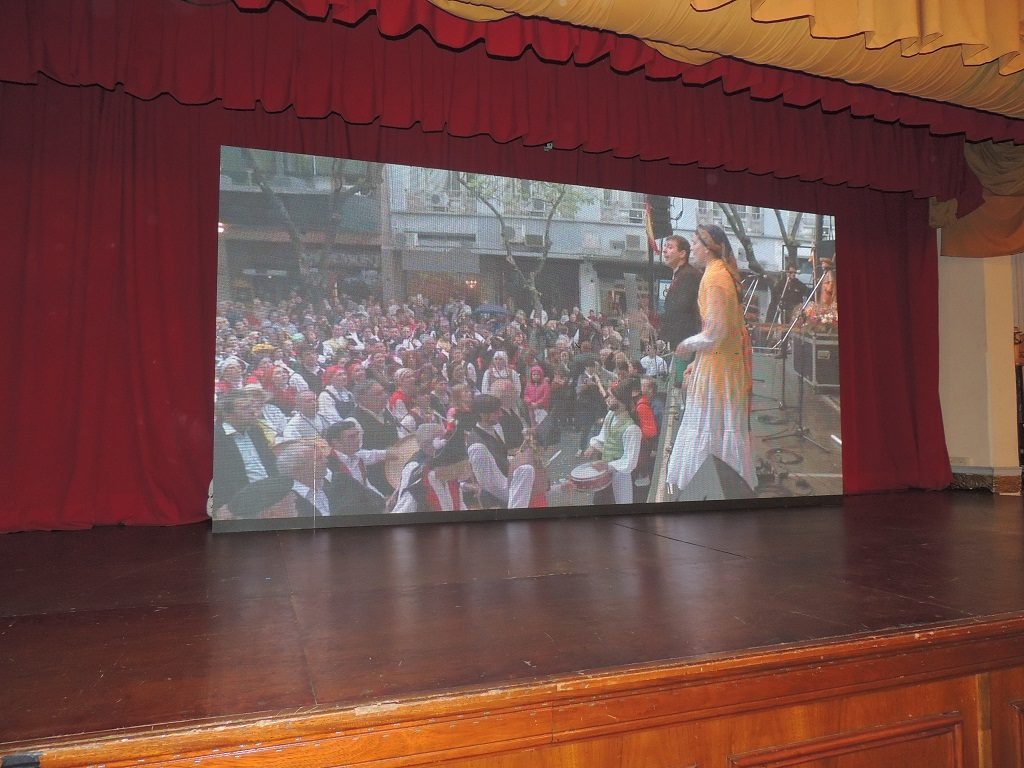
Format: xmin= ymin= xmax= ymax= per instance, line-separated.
xmin=696 ymin=200 xmax=724 ymax=228
xmin=797 ymin=214 xmax=835 ymax=242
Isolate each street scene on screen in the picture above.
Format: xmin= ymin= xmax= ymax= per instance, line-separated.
xmin=212 ymin=148 xmax=841 ymax=524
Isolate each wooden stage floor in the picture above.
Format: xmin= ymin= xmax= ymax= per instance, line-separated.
xmin=1 ymin=489 xmax=1022 ymax=748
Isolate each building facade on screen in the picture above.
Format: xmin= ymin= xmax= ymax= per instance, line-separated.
xmin=217 ymin=149 xmax=834 ymax=315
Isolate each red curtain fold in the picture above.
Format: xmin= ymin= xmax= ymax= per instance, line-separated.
xmin=0 ymin=0 xmax=995 ymax=214
xmin=0 ymin=82 xmax=218 ymax=530
xmin=0 ymin=76 xmax=950 ymax=531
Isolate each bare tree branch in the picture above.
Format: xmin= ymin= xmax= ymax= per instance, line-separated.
xmin=716 ymin=203 xmax=765 ymax=275
xmin=241 ymin=148 xmax=307 ymax=267
xmin=457 ymin=174 xmax=532 ymax=290
xmin=529 ymin=185 xmax=568 ymax=309
xmin=773 ymin=209 xmax=804 ymax=269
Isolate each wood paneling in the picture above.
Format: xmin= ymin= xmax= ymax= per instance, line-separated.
xmin=10 ymin=623 xmax=1022 ymax=768
xmin=727 ymin=715 xmax=964 ymax=768
xmin=990 ymin=667 xmax=1024 ymax=768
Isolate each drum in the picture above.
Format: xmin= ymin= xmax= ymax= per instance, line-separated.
xmin=384 ymin=435 xmax=420 ymax=490
xmin=569 ymin=461 xmax=613 ymax=492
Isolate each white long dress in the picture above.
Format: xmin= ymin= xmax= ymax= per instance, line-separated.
xmin=665 ymin=260 xmax=756 ymax=493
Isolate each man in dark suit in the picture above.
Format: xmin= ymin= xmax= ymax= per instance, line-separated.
xmin=350 ymin=379 xmax=400 ymax=495
xmin=212 ymin=389 xmax=278 ymax=514
xmin=657 ymin=235 xmax=702 ymax=385
xmin=767 ymin=265 xmax=810 ymax=326
xmin=223 ymin=438 xmax=331 ymax=519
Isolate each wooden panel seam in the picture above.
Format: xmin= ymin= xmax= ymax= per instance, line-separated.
xmin=727 ymin=713 xmax=965 ymax=768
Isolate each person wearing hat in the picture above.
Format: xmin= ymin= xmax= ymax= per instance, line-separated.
xmin=390 ymin=422 xmax=447 ymax=514
xmin=215 ymin=358 xmax=245 ymax=397
xmin=466 ymin=394 xmax=535 ymax=510
xmin=481 ymin=350 xmax=521 ymax=400
xmin=388 ymin=368 xmax=418 ymax=432
xmin=767 ymin=264 xmax=810 ymax=326
xmin=322 ymin=419 xmax=388 ymax=514
xmin=582 ymin=379 xmax=642 ymax=505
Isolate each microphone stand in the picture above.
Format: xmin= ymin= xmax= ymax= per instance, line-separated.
xmin=750 ymin=273 xmax=788 ymax=412
xmin=763 ymin=269 xmax=833 ymax=453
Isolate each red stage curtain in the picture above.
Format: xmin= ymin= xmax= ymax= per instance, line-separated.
xmin=0 ymin=0 xmax=985 ymax=213
xmin=0 ymin=76 xmax=949 ymax=531
xmin=0 ymin=82 xmax=218 ymax=530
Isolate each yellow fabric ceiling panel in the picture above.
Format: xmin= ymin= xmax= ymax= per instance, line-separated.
xmin=740 ymin=0 xmax=1024 ymax=74
xmin=430 ymin=0 xmax=1024 ymax=118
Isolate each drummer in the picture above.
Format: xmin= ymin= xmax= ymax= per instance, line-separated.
xmin=467 ymin=394 xmax=535 ymax=510
xmin=422 ymin=429 xmax=474 ymax=512
xmin=390 ymin=423 xmax=446 ymax=514
xmin=581 ymin=379 xmax=642 ymax=505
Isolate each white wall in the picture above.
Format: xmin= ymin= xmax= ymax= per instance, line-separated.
xmin=579 ymin=262 xmax=600 ymax=316
xmin=938 ymin=253 xmax=1019 ymax=474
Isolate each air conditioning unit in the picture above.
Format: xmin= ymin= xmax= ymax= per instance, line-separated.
xmin=627 ymin=209 xmax=645 ymax=224
xmin=404 ymin=191 xmax=427 ymax=211
xmin=524 ymin=233 xmax=547 ymax=248
xmin=504 ymin=225 xmax=526 ymax=243
xmin=401 ymin=232 xmax=419 ymax=248
xmin=610 ymin=239 xmax=626 ymax=250
xmin=429 ymin=192 xmax=448 ymax=211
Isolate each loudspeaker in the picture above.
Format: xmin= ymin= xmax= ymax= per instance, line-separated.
xmin=646 ymin=195 xmax=672 ymax=239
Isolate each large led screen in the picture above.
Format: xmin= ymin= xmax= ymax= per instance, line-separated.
xmin=212 ymin=147 xmax=841 ymax=529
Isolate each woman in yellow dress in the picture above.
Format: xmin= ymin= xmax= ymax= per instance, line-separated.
xmin=665 ymin=224 xmax=756 ymax=497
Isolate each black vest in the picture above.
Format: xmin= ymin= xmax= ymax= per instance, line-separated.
xmin=469 ymin=425 xmax=509 ymax=478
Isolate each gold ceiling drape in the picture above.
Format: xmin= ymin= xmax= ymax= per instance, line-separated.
xmin=942 ymin=142 xmax=1024 ymax=257
xmin=430 ymin=0 xmax=1024 ymax=117
xmin=708 ymin=0 xmax=1024 ymax=74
